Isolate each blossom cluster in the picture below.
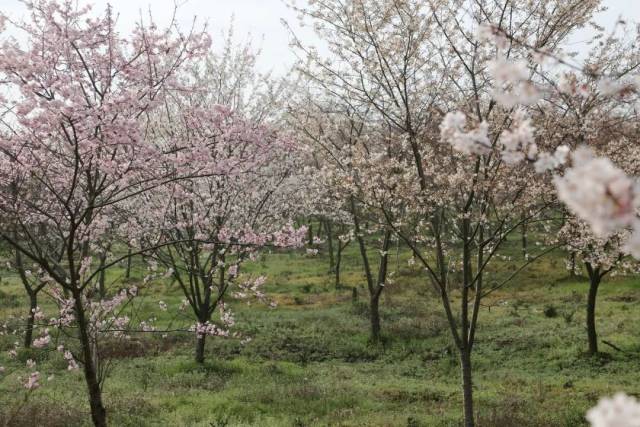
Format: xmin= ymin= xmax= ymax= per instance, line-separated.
xmin=554 ymin=148 xmax=639 ymax=241
xmin=439 ymin=111 xmax=491 ymax=155
xmin=587 ymin=393 xmax=640 ymax=427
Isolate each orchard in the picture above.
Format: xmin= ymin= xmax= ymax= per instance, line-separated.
xmin=0 ymin=1 xmax=639 ymax=426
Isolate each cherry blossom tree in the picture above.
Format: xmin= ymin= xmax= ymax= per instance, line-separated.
xmin=290 ymin=156 xmax=353 ymax=288
xmin=287 ymin=92 xmax=397 ymax=342
xmin=0 ymin=1 xmax=210 ymax=425
xmin=137 ymin=101 xmax=307 ymax=363
xmin=558 ymin=219 xmax=637 ymax=355
xmin=116 ymin=28 xmax=309 ymax=363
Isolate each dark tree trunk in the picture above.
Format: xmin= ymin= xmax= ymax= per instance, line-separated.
xmin=460 ymin=348 xmax=475 ymax=427
xmin=352 ymin=202 xmax=375 ymax=336
xmin=586 ymin=267 xmax=601 ymax=355
xmin=350 ymin=198 xmax=392 ymax=342
xmin=569 ymin=252 xmax=577 ymax=277
xmin=335 ymin=240 xmax=343 ymax=289
xmin=74 ymin=292 xmax=107 ymax=427
xmin=308 ymin=222 xmax=313 ymax=246
xmin=194 ymin=265 xmax=219 ymax=364
xmin=194 ymin=302 xmax=211 ymax=364
xmin=195 ymin=334 xmax=206 ymax=364
xmin=370 ymin=231 xmax=391 ymax=342
xmin=98 ymin=252 xmax=107 ymax=298
xmin=460 ymin=217 xmax=475 ymax=427
xmin=326 ymin=221 xmax=335 ymax=272
xmin=24 ymin=292 xmax=37 ymax=348
xmin=370 ymin=293 xmax=381 ymax=341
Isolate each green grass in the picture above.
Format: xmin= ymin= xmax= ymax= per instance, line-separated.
xmin=0 ymin=239 xmax=639 ymax=426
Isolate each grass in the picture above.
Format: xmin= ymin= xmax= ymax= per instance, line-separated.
xmin=0 ymin=238 xmax=639 ymax=426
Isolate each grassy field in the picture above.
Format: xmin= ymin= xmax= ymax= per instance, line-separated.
xmin=0 ymin=239 xmax=639 ymax=426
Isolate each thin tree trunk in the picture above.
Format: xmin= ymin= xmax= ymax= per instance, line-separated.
xmin=194 ymin=293 xmax=211 ymax=364
xmin=194 ymin=258 xmax=220 ymax=364
xmin=460 ymin=216 xmax=474 ymax=427
xmin=350 ymin=198 xmax=392 ymax=342
xmin=351 ymin=200 xmax=375 ymax=327
xmin=74 ymin=292 xmax=107 ymax=427
xmin=335 ymin=242 xmax=342 ymax=289
xmin=98 ymin=252 xmax=107 ymax=298
xmin=370 ymin=292 xmax=381 ymax=341
xmin=326 ymin=221 xmax=335 ymax=272
xmin=316 ymin=220 xmax=324 ymax=240
xmin=195 ymin=334 xmax=206 ymax=364
xmin=24 ymin=292 xmax=37 ymax=348
xmin=460 ymin=349 xmax=475 ymax=427
xmin=569 ymin=252 xmax=577 ymax=277
xmin=586 ymin=268 xmax=601 ymax=355
xmin=370 ymin=231 xmax=391 ymax=342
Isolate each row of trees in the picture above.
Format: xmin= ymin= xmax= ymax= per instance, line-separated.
xmin=285 ymin=1 xmax=640 ymax=426
xmin=0 ymin=0 xmax=639 ymax=426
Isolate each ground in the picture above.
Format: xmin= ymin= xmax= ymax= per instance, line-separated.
xmin=0 ymin=239 xmax=639 ymax=426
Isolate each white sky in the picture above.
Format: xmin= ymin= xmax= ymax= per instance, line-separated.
xmin=1 ymin=0 xmax=639 ymax=74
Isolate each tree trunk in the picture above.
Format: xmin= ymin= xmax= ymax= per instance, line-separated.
xmin=98 ymin=252 xmax=107 ymax=298
xmin=335 ymin=241 xmax=342 ymax=289
xmin=316 ymin=220 xmax=324 ymax=240
xmin=460 ymin=349 xmax=475 ymax=427
xmin=369 ymin=231 xmax=391 ymax=342
xmin=195 ymin=268 xmax=217 ymax=364
xmin=569 ymin=252 xmax=577 ymax=277
xmin=326 ymin=221 xmax=335 ymax=272
xmin=74 ymin=292 xmax=107 ymax=427
xmin=586 ymin=274 xmax=601 ymax=355
xmin=460 ymin=217 xmax=475 ymax=427
xmin=24 ymin=292 xmax=37 ymax=348
xmin=195 ymin=334 xmax=206 ymax=364
xmin=370 ymin=293 xmax=381 ymax=342
xmin=350 ymin=198 xmax=390 ymax=342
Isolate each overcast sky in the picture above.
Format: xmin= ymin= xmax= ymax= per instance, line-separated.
xmin=2 ymin=0 xmax=639 ymax=74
